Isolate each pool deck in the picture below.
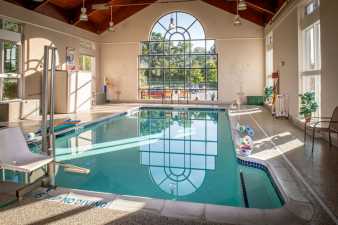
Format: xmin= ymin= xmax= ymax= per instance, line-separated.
xmin=0 ymin=103 xmax=337 ymax=225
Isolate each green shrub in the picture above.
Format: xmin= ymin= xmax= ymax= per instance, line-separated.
xmin=3 ymin=79 xmax=18 ymax=100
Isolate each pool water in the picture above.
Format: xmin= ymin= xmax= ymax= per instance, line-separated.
xmin=239 ymin=165 xmax=283 ymax=209
xmin=36 ymin=108 xmax=282 ymax=208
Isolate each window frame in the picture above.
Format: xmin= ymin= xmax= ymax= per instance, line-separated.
xmin=265 ymin=32 xmax=273 ymax=88
xmin=0 ymin=18 xmax=23 ymax=101
xmin=79 ymin=54 xmax=94 ymax=72
xmin=299 ymin=19 xmax=321 ymax=117
xmin=3 ymin=40 xmax=19 ymax=74
xmin=139 ymin=11 xmax=218 ymax=103
xmin=304 ymin=0 xmax=320 ymax=16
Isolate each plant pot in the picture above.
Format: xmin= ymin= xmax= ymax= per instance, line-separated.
xmin=304 ymin=114 xmax=312 ymax=122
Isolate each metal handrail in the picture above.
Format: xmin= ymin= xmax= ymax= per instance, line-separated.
xmin=41 ymin=46 xmax=57 ymax=187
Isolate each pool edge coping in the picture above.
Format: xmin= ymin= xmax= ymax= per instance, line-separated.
xmin=48 ymin=104 xmax=314 ymax=225
xmin=228 ymin=107 xmax=314 ymax=223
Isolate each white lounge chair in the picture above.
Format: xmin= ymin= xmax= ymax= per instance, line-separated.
xmin=0 ymin=127 xmax=53 ymax=184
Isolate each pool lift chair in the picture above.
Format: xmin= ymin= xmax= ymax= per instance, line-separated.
xmin=0 ymin=127 xmax=53 ymax=198
xmin=0 ymin=46 xmax=89 ymax=201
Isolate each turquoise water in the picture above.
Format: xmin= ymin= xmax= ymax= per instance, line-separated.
xmin=239 ymin=165 xmax=283 ymax=209
xmin=32 ymin=108 xmax=282 ymax=208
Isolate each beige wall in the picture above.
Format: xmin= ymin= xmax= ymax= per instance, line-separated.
xmin=274 ymin=9 xmax=299 ymax=119
xmin=23 ymin=24 xmax=99 ymax=99
xmin=0 ymin=0 xmax=100 ymax=100
xmin=265 ymin=0 xmax=338 ymax=119
xmin=265 ymin=4 xmax=300 ymax=119
xmin=320 ymin=0 xmax=338 ymax=116
xmin=1 ymin=0 xmax=267 ymax=105
xmin=2 ymin=0 xmax=336 ymax=113
xmin=100 ymin=1 xmax=264 ymax=103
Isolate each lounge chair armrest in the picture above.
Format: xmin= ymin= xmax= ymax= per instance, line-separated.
xmin=307 ymin=117 xmax=331 ymax=123
xmin=312 ymin=120 xmax=330 ymax=127
xmin=311 ymin=116 xmax=332 ymax=119
xmin=305 ymin=118 xmax=328 ymax=125
xmin=307 ymin=121 xmax=338 ymax=132
xmin=312 ymin=120 xmax=338 ymax=127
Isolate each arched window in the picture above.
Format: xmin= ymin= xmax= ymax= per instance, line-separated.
xmin=139 ymin=11 xmax=218 ymax=102
xmin=150 ymin=11 xmax=205 ymax=41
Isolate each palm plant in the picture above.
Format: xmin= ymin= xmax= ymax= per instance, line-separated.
xmin=299 ymin=92 xmax=319 ymax=121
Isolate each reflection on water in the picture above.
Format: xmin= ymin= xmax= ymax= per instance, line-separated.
xmin=139 ymin=110 xmax=218 ymax=197
xmin=53 ymin=108 xmax=244 ymax=207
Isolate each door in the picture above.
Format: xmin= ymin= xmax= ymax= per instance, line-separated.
xmin=74 ymin=54 xmax=94 ymax=112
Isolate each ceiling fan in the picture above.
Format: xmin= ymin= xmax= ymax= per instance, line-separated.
xmin=226 ymin=0 xmax=275 ymax=15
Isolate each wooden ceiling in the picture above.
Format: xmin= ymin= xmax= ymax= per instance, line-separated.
xmin=4 ymin=0 xmax=286 ymax=34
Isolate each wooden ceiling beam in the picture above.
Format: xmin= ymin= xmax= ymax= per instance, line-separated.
xmin=2 ymin=0 xmax=26 ymax=7
xmin=3 ymin=0 xmax=283 ymax=33
xmin=203 ymin=0 xmax=266 ymax=26
xmin=34 ymin=1 xmax=71 ymax=23
xmin=69 ymin=0 xmax=111 ymax=25
xmin=246 ymin=0 xmax=275 ymax=15
xmin=275 ymin=0 xmax=287 ymax=11
xmin=75 ymin=20 xmax=100 ymax=33
xmin=70 ymin=0 xmax=139 ymax=25
xmin=96 ymin=0 xmax=156 ymax=33
xmin=29 ymin=0 xmax=51 ymax=10
xmin=247 ymin=0 xmax=275 ymax=11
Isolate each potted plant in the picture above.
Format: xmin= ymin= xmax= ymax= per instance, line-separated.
xmin=264 ymin=86 xmax=273 ymax=104
xmin=299 ymin=92 xmax=318 ymax=122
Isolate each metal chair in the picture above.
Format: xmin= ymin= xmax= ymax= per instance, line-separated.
xmin=304 ymin=106 xmax=338 ymax=153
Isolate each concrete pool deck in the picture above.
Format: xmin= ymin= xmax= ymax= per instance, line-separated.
xmin=0 ymin=103 xmax=337 ymax=225
xmin=0 ymin=186 xmax=308 ymax=225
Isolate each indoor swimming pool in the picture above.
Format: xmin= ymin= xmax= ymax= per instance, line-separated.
xmin=34 ymin=107 xmax=283 ymax=209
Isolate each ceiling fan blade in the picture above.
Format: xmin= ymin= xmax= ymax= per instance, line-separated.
xmin=92 ymin=4 xmax=109 ymax=10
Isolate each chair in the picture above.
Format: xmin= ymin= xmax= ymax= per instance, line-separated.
xmin=0 ymin=127 xmax=53 ymax=183
xmin=304 ymin=106 xmax=338 ymax=153
xmin=161 ymin=89 xmax=172 ymax=103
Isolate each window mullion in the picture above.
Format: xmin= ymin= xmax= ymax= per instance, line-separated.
xmin=0 ymin=41 xmax=3 ymax=74
xmin=140 ymin=12 xmax=217 ymax=102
